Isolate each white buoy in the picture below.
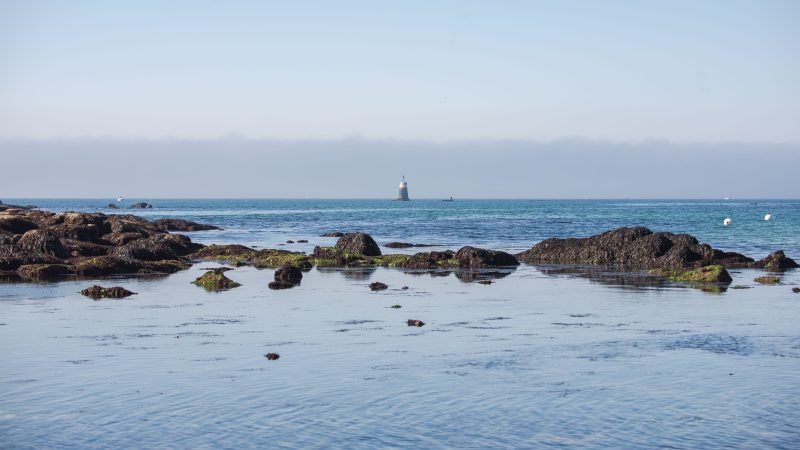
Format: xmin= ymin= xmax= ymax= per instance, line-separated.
xmin=764 ymin=214 xmax=772 ymax=221
xmin=723 ymin=218 xmax=732 ymax=226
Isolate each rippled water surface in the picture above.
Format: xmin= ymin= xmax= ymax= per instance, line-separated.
xmin=1 ymin=199 xmax=799 ymax=448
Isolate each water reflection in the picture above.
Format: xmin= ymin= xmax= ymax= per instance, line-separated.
xmin=534 ymin=264 xmax=729 ymax=293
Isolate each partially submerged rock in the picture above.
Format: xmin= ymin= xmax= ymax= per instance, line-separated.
xmin=107 ymin=203 xmax=118 ymax=209
xmin=192 ymin=270 xmax=241 ymax=291
xmin=265 ymin=353 xmax=280 ymax=360
xmin=385 ymin=242 xmax=435 ymax=249
xmin=517 ymin=227 xmax=754 ymax=269
xmin=455 ymin=246 xmax=519 ymax=268
xmin=321 ymin=232 xmax=344 ymax=237
xmin=650 ymin=265 xmax=732 ymax=283
xmin=370 ymin=282 xmax=388 ymax=291
xmin=268 ymin=264 xmax=302 ymax=289
xmin=407 ymin=319 xmax=425 ymax=327
xmin=792 ymin=287 xmax=800 ymax=293
xmin=191 ymin=244 xmax=311 ymax=269
xmin=754 ymin=276 xmax=780 ymax=285
xmin=80 ymin=285 xmax=137 ymax=299
xmin=129 ymin=202 xmax=153 ymax=209
xmin=754 ymin=251 xmax=799 ymax=271
xmin=153 ymin=218 xmax=220 ymax=232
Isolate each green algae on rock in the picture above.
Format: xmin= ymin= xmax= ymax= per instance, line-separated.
xmin=192 ymin=270 xmax=241 ymax=291
xmin=754 ymin=276 xmax=780 ymax=285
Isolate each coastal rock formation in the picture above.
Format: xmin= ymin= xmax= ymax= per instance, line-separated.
xmin=107 ymin=203 xmax=118 ymax=209
xmin=754 ymin=251 xmax=799 ymax=271
xmin=153 ymin=218 xmax=220 ymax=232
xmin=455 ymin=246 xmax=519 ymax=268
xmin=192 ymin=270 xmax=241 ymax=291
xmin=0 ymin=206 xmax=205 ymax=280
xmin=80 ymin=285 xmax=137 ymax=299
xmin=192 ymin=244 xmax=312 ymax=269
xmin=650 ymin=265 xmax=733 ymax=283
xmin=335 ymin=232 xmax=382 ymax=256
xmin=516 ymin=227 xmax=755 ymax=269
xmin=129 ymin=202 xmax=153 ymax=209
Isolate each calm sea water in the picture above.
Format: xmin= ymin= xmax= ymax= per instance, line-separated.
xmin=1 ymin=199 xmax=799 ymax=449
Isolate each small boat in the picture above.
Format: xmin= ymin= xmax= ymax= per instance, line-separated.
xmin=442 ymin=197 xmax=454 ymax=202
xmin=116 ymin=196 xmax=124 ymax=202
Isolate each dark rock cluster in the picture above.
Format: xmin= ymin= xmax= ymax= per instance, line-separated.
xmin=153 ymin=219 xmax=220 ymax=232
xmin=269 ymin=264 xmax=303 ymax=289
xmin=80 ymin=285 xmax=137 ymax=299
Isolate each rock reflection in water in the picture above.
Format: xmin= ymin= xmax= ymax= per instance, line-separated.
xmin=536 ymin=265 xmax=730 ymax=293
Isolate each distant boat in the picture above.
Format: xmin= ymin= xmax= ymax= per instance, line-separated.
xmin=442 ymin=197 xmax=454 ymax=202
xmin=116 ymin=196 xmax=124 ymax=202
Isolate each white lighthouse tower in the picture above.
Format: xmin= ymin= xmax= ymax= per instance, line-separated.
xmin=397 ymin=176 xmax=410 ymax=201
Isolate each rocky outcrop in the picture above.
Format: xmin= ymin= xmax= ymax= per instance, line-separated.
xmin=335 ymin=232 xmax=382 ymax=256
xmin=321 ymin=232 xmax=344 ymax=237
xmin=385 ymin=242 xmax=435 ymax=249
xmin=0 ymin=207 xmax=206 ymax=280
xmin=107 ymin=203 xmax=118 ymax=209
xmin=80 ymin=285 xmax=137 ymax=299
xmin=369 ymin=282 xmax=388 ymax=291
xmin=153 ymin=219 xmax=220 ymax=232
xmin=129 ymin=202 xmax=153 ymax=209
xmin=754 ymin=251 xmax=799 ymax=271
xmin=650 ymin=265 xmax=733 ymax=283
xmin=272 ymin=264 xmax=302 ymax=286
xmin=395 ymin=250 xmax=456 ymax=269
xmin=754 ymin=276 xmax=780 ymax=285
xmin=192 ymin=244 xmax=312 ymax=269
xmin=516 ymin=227 xmax=755 ymax=269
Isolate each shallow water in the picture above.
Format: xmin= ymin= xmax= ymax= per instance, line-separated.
xmin=2 ymin=264 xmax=799 ymax=449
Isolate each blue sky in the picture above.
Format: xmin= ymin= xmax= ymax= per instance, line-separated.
xmin=1 ymin=0 xmax=799 ymax=141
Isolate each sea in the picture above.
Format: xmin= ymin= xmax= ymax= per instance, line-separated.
xmin=1 ymin=199 xmax=799 ymax=449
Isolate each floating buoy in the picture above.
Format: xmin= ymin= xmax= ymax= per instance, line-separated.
xmin=723 ymin=218 xmax=732 ymax=226
xmin=764 ymin=214 xmax=772 ymax=221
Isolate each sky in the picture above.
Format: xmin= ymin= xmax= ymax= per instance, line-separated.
xmin=1 ymin=1 xmax=799 ymax=198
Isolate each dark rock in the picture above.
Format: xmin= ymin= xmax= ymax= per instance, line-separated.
xmin=455 ymin=246 xmax=519 ymax=268
xmin=274 ymin=264 xmax=302 ymax=285
xmin=478 ymin=280 xmax=493 ymax=285
xmin=107 ymin=203 xmax=118 ymax=209
xmin=129 ymin=202 xmax=153 ymax=209
xmin=401 ymin=286 xmax=409 ymax=290
xmin=407 ymin=319 xmax=425 ymax=327
xmin=265 ymin=353 xmax=280 ymax=360
xmin=268 ymin=281 xmax=296 ymax=290
xmin=370 ymin=282 xmax=388 ymax=291
xmin=80 ymin=285 xmax=137 ymax=299
xmin=391 ymin=304 xmax=402 ymax=308
xmin=792 ymin=287 xmax=800 ymax=293
xmin=516 ymin=227 xmax=754 ymax=269
xmin=192 ymin=271 xmax=241 ymax=291
xmin=650 ymin=265 xmax=732 ymax=283
xmin=153 ymin=218 xmax=219 ymax=232
xmin=286 ymin=240 xmax=294 ymax=244
xmin=0 ymin=216 xmax=39 ymax=234
xmin=754 ymin=251 xmax=799 ymax=271
xmin=16 ymin=229 xmax=69 ymax=259
xmin=335 ymin=232 xmax=381 ymax=256
xmin=17 ymin=264 xmax=70 ymax=280
xmin=112 ymin=234 xmax=200 ymax=261
xmin=321 ymin=232 xmax=345 ymax=237
xmin=297 ymin=240 xmax=308 ymax=243
xmin=199 ymin=267 xmax=233 ymax=273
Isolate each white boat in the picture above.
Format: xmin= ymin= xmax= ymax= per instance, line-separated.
xmin=117 ymin=196 xmax=124 ymax=202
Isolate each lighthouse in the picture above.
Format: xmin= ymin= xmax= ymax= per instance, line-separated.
xmin=397 ymin=176 xmax=410 ymax=201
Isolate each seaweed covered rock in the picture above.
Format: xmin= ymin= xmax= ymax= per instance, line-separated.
xmin=192 ymin=244 xmax=312 ymax=269
xmin=517 ymin=227 xmax=754 ymax=269
xmin=395 ymin=250 xmax=456 ymax=269
xmin=80 ymin=285 xmax=137 ymax=299
xmin=650 ymin=265 xmax=732 ymax=283
xmin=754 ymin=251 xmax=799 ymax=271
xmin=754 ymin=276 xmax=780 ymax=285
xmin=192 ymin=270 xmax=241 ymax=291
xmin=153 ymin=218 xmax=220 ymax=232
xmin=335 ymin=232 xmax=381 ymax=256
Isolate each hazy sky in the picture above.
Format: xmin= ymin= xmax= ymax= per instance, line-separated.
xmin=1 ymin=0 xmax=799 ymax=141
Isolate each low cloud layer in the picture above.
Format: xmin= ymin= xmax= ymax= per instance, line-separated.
xmin=2 ymin=138 xmax=798 ymax=199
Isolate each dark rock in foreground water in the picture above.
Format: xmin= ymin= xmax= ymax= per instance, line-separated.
xmin=335 ymin=232 xmax=382 ymax=256
xmin=754 ymin=251 xmax=799 ymax=271
xmin=455 ymin=246 xmax=519 ymax=268
xmin=385 ymin=242 xmax=435 ymax=249
xmin=274 ymin=264 xmax=302 ymax=285
xmin=792 ymin=287 xmax=800 ymax=293
xmin=192 ymin=270 xmax=241 ymax=291
xmin=407 ymin=319 xmax=425 ymax=327
xmin=650 ymin=265 xmax=732 ymax=283
xmin=268 ymin=280 xmax=297 ymax=290
xmin=107 ymin=203 xmax=118 ymax=209
xmin=153 ymin=218 xmax=220 ymax=232
xmin=321 ymin=232 xmax=344 ymax=237
xmin=265 ymin=353 xmax=280 ymax=360
xmin=370 ymin=282 xmax=388 ymax=291
xmin=80 ymin=285 xmax=137 ymax=299
xmin=129 ymin=202 xmax=153 ymax=209
xmin=517 ymin=227 xmax=755 ymax=269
